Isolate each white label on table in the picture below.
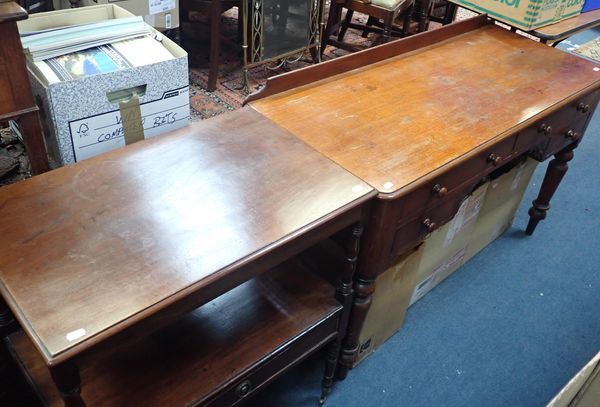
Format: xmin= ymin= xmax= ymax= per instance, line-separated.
xmin=68 ymin=87 xmax=189 ymax=162
xmin=149 ymin=0 xmax=175 ymax=15
xmin=66 ymin=328 xmax=86 ymax=342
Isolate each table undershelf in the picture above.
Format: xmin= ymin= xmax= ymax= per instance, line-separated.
xmin=6 ymin=259 xmax=341 ymax=406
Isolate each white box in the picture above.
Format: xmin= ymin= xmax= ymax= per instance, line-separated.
xmin=18 ymin=5 xmax=189 ymax=166
xmin=53 ymin=0 xmax=179 ymax=31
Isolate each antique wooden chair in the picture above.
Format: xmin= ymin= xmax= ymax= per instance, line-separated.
xmin=322 ymin=0 xmax=415 ymax=53
xmin=180 ymin=0 xmax=242 ymax=91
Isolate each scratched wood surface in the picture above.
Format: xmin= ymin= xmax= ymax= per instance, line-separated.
xmin=0 ymin=107 xmax=372 ymax=364
xmin=250 ymin=24 xmax=600 ymax=194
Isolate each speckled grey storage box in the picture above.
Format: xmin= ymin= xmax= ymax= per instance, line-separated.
xmin=18 ymin=5 xmax=189 ymax=166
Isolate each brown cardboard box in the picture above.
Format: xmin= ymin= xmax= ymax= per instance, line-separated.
xmin=452 ymin=0 xmax=584 ymax=31
xmin=409 ymin=182 xmax=489 ymax=306
xmin=465 ymin=158 xmax=538 ymax=260
xmin=354 ymin=184 xmax=489 ymax=366
xmin=355 ymin=245 xmax=424 ymax=365
xmin=54 ymin=0 xmax=179 ymax=30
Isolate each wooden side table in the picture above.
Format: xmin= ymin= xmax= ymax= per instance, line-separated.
xmin=0 ymin=108 xmax=375 ymax=405
xmin=0 ymin=0 xmax=49 ymax=175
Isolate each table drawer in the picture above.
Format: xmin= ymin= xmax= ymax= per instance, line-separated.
xmin=399 ymin=134 xmax=516 ymax=220
xmin=515 ymin=93 xmax=596 ymax=155
xmin=391 ymin=186 xmax=472 ymax=258
xmin=205 ymin=313 xmax=340 ymax=406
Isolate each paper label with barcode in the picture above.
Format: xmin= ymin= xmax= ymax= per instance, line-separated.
xmin=68 ymin=87 xmax=189 ymax=162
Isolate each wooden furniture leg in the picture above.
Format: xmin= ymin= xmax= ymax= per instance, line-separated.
xmin=321 ymin=0 xmax=343 ymax=54
xmin=338 ymin=9 xmax=353 ymax=41
xmin=526 ymin=145 xmax=575 ymax=235
xmin=19 ymin=110 xmax=50 ymax=175
xmin=320 ymin=223 xmax=363 ymax=404
xmin=416 ymin=0 xmax=433 ymax=32
xmin=208 ymin=0 xmax=222 ymax=92
xmin=50 ymin=362 xmax=84 ymax=407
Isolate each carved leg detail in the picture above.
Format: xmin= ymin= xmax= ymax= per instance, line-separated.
xmin=319 ymin=339 xmax=341 ymax=405
xmin=336 ymin=276 xmax=375 ymax=379
xmin=50 ymin=363 xmax=85 ymax=407
xmin=320 ymin=223 xmax=363 ymax=400
xmin=526 ymin=146 xmax=575 ymax=235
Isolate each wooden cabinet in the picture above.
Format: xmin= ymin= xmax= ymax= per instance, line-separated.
xmin=0 ymin=1 xmax=49 ymax=174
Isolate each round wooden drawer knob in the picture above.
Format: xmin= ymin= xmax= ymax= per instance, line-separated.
xmin=577 ymin=102 xmax=591 ymax=113
xmin=565 ymin=130 xmax=579 ymax=141
xmin=236 ymin=380 xmax=252 ymax=398
xmin=538 ymin=123 xmax=552 ymax=135
xmin=432 ymin=184 xmax=448 ymax=197
xmin=487 ymin=153 xmax=502 ymax=166
xmin=423 ymin=218 xmax=438 ymax=233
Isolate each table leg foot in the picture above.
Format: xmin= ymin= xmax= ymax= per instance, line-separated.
xmin=50 ymin=362 xmax=85 ymax=407
xmin=526 ymin=146 xmax=574 ymax=235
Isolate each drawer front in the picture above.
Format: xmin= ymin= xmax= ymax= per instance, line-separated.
xmin=391 ymin=186 xmax=472 ymax=258
xmin=515 ymin=92 xmax=598 ymax=157
xmin=399 ymin=134 xmax=516 ymax=221
xmin=204 ymin=312 xmax=340 ymax=406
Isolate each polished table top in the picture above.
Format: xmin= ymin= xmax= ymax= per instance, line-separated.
xmin=0 ymin=107 xmax=374 ymax=365
xmin=250 ymin=20 xmax=600 ymax=195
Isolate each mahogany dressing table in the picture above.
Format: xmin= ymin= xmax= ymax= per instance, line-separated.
xmin=247 ymin=15 xmax=600 ymax=376
xmin=0 ymin=108 xmax=375 ymax=405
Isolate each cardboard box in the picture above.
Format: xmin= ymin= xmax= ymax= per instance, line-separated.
xmin=465 ymin=158 xmax=538 ymax=260
xmin=582 ymin=0 xmax=600 ymax=12
xmin=547 ymin=351 xmax=600 ymax=407
xmin=409 ymin=182 xmax=489 ymax=306
xmin=355 ymin=245 xmax=424 ymax=366
xmin=18 ymin=5 xmax=189 ymax=166
xmin=453 ymin=0 xmax=585 ymax=31
xmin=53 ymin=0 xmax=179 ymax=30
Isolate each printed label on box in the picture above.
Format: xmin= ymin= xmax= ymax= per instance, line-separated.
xmin=68 ymin=87 xmax=189 ymax=162
xmin=149 ymin=0 xmax=175 ymax=15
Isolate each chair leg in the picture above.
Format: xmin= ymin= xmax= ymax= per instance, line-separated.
xmin=401 ymin=3 xmax=414 ymax=37
xmin=207 ymin=0 xmax=222 ymax=92
xmin=337 ymin=9 xmax=353 ymax=41
xmin=321 ymin=1 xmax=343 ymax=55
xmin=362 ymin=16 xmax=376 ymax=38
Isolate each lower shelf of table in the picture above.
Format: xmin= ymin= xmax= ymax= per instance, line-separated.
xmin=6 ymin=258 xmax=342 ymax=406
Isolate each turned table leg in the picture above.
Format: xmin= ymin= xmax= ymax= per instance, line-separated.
xmin=336 ymin=201 xmax=394 ymax=379
xmin=50 ymin=362 xmax=85 ymax=407
xmin=320 ymin=223 xmax=363 ymax=404
xmin=526 ymin=145 xmax=575 ymax=235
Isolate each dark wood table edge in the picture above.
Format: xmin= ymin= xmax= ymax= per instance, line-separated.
xmin=243 ymin=14 xmax=491 ymax=104
xmin=0 ymin=1 xmax=28 ymax=23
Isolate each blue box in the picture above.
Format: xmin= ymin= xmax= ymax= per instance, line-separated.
xmin=582 ymin=0 xmax=600 ymax=13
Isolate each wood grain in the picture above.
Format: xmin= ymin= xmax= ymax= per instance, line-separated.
xmin=0 ymin=107 xmax=373 ymax=364
xmin=250 ymin=24 xmax=600 ymax=195
xmin=7 ymin=262 xmax=341 ymax=406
